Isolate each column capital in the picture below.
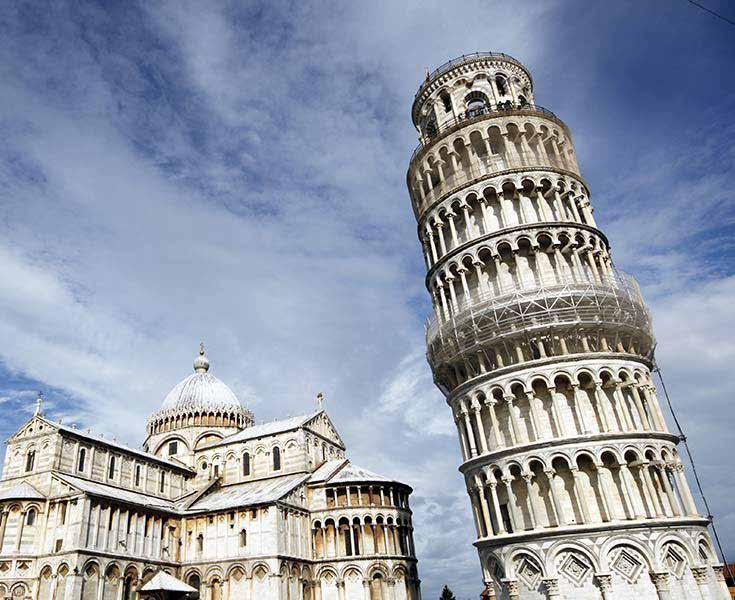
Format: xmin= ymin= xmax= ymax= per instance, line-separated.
xmin=649 ymin=571 xmax=670 ymax=592
xmin=541 ymin=577 xmax=559 ymax=595
xmin=521 ymin=472 xmax=534 ymax=484
xmin=594 ymin=573 xmax=612 ymax=592
xmin=690 ymin=566 xmax=709 ymax=585
xmin=711 ymin=564 xmax=725 ymax=582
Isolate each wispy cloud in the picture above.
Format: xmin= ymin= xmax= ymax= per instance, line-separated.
xmin=0 ymin=1 xmax=733 ymax=596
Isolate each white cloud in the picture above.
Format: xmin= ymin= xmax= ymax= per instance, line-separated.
xmin=0 ymin=2 xmax=733 ymax=598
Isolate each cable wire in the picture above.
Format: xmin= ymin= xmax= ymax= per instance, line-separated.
xmin=686 ymin=0 xmax=735 ymax=27
xmin=653 ymin=359 xmax=732 ymax=580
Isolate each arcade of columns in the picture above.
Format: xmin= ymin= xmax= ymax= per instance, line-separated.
xmin=406 ymin=53 xmax=726 ymax=600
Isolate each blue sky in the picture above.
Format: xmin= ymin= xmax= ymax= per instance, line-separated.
xmin=1 ymin=1 xmax=734 ymax=597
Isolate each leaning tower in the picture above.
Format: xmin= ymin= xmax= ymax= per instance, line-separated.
xmin=407 ymin=53 xmax=728 ymax=600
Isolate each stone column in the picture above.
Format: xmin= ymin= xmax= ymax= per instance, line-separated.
xmin=473 ymin=261 xmax=489 ymax=296
xmin=593 ymin=462 xmax=614 ymax=522
xmin=570 ymin=384 xmax=591 ymax=434
xmin=502 ymin=579 xmax=520 ymax=600
xmin=672 ymin=463 xmax=699 ymax=515
xmin=542 ymin=577 xmax=560 ymax=600
xmin=472 ymin=400 xmax=489 ymax=454
xmin=426 ymin=230 xmax=438 ymax=263
xmin=468 ymin=489 xmax=484 ymax=538
xmin=619 ymin=463 xmax=644 ymax=519
xmin=549 ymin=388 xmax=569 ymax=437
xmin=640 ymin=463 xmax=665 ymax=517
xmin=0 ymin=510 xmax=8 ymax=552
xmin=462 ymin=408 xmax=478 ymax=457
xmin=504 ymin=395 xmax=523 ymax=445
xmin=336 ymin=580 xmax=346 ymax=600
xmin=545 ymin=469 xmax=566 ymax=526
xmin=446 ymin=276 xmax=459 ymax=313
xmin=487 ymin=480 xmax=506 ymax=535
xmin=650 ymin=572 xmax=672 ymax=600
xmin=691 ymin=566 xmax=712 ymax=600
xmin=657 ymin=465 xmax=682 ymax=517
xmin=446 ymin=212 xmax=459 ymax=247
xmin=525 ymin=392 xmax=543 ymax=441
xmin=484 ymin=399 xmax=501 ymax=449
xmin=595 ymin=574 xmax=613 ymax=600
xmin=594 ymin=383 xmax=613 ymax=432
xmin=522 ymin=472 xmax=540 ymax=529
xmin=643 ymin=384 xmax=668 ymax=432
xmin=478 ymin=197 xmax=492 ymax=232
xmin=455 ymin=414 xmax=470 ymax=461
xmin=570 ymin=467 xmax=591 ymax=524
xmin=630 ymin=384 xmax=651 ymax=430
xmin=502 ymin=476 xmax=522 ymax=532
xmin=435 ymin=222 xmax=447 ymax=255
xmin=458 ymin=268 xmax=472 ymax=305
xmin=613 ymin=382 xmax=635 ymax=431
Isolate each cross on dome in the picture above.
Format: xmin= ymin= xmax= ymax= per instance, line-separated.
xmin=193 ymin=342 xmax=210 ymax=373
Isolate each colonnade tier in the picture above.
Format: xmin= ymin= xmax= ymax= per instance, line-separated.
xmin=33 ymin=558 xmax=422 ymax=600
xmin=418 ymin=173 xmax=595 ymax=270
xmin=311 ymin=513 xmax=415 ymax=560
xmin=407 ymin=52 xmax=720 ymax=600
xmin=146 ymin=406 xmax=254 ymax=435
xmin=449 ymin=364 xmax=669 ymax=464
xmin=407 ymin=112 xmax=581 ymax=219
xmin=323 ymin=484 xmax=410 ymax=510
xmin=464 ymin=436 xmax=701 ymax=542
xmin=412 ymin=52 xmax=534 ymax=127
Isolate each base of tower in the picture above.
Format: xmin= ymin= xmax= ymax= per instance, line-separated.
xmin=477 ymin=522 xmax=728 ymax=600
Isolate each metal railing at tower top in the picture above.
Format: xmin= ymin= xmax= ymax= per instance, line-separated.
xmin=409 ymin=103 xmax=568 ymax=166
xmin=415 ymin=52 xmax=527 ymax=99
xmin=425 ymin=269 xmax=654 ymax=367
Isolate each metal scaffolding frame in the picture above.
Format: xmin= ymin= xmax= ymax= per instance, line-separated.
xmin=426 ymin=270 xmax=655 ymax=369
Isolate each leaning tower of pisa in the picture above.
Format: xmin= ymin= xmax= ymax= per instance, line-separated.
xmin=407 ymin=53 xmax=728 ymax=600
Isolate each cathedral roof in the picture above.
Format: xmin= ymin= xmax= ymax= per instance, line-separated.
xmin=160 ymin=345 xmax=242 ymax=413
xmin=55 ymin=473 xmax=176 ymax=511
xmin=0 ymin=481 xmax=45 ymax=501
xmin=219 ymin=411 xmax=322 ymax=445
xmin=182 ymin=473 xmax=309 ymax=513
xmin=308 ymin=458 xmax=409 ymax=488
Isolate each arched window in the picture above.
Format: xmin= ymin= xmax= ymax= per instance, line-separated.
xmin=239 ymin=528 xmax=247 ymax=547
xmin=196 ymin=533 xmax=204 ymax=553
xmin=159 ymin=471 xmax=166 ymax=493
xmin=440 ymin=92 xmax=452 ymax=113
xmin=25 ymin=450 xmax=35 ymax=472
xmin=495 ymin=74 xmax=508 ymax=96
xmin=273 ymin=447 xmax=281 ymax=471
xmin=25 ymin=508 xmax=36 ymax=526
xmin=77 ymin=448 xmax=87 ymax=472
xmin=242 ymin=452 xmax=250 ymax=476
xmin=187 ymin=575 xmax=201 ymax=600
xmin=321 ymin=444 xmax=327 ymax=463
xmin=108 ymin=456 xmax=116 ymax=479
xmin=134 ymin=464 xmax=141 ymax=487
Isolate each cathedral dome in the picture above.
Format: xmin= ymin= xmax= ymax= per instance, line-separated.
xmin=161 ymin=345 xmax=241 ymax=412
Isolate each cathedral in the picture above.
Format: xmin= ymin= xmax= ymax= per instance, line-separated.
xmin=0 ymin=347 xmax=420 ymax=599
xmin=406 ymin=52 xmax=729 ymax=600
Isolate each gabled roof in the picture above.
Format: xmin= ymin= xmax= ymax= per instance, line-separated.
xmin=215 ymin=412 xmax=321 ymax=445
xmin=140 ymin=571 xmax=196 ymax=593
xmin=17 ymin=416 xmax=192 ymax=473
xmin=308 ymin=459 xmax=349 ymax=483
xmin=183 ymin=473 xmax=309 ymax=513
xmin=308 ymin=459 xmax=409 ymax=489
xmin=0 ymin=481 xmax=45 ymax=501
xmin=55 ymin=473 xmax=176 ymax=511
